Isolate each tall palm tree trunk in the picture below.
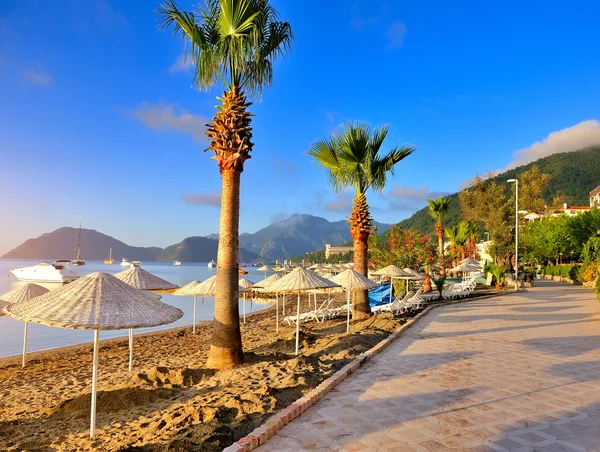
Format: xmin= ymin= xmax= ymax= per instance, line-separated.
xmin=205 ymin=88 xmax=252 ymax=369
xmin=350 ymin=193 xmax=372 ymax=320
xmin=436 ymin=221 xmax=445 ymax=275
xmin=206 ymin=169 xmax=243 ymax=369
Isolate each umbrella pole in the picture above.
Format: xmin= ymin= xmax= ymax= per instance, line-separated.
xmin=193 ymin=295 xmax=197 ymax=334
xmin=243 ymin=293 xmax=246 ymax=324
xmin=346 ymin=289 xmax=351 ymax=332
xmin=128 ymin=328 xmax=133 ymax=373
xmin=90 ymin=330 xmax=100 ymax=437
xmin=314 ymin=291 xmax=317 ymax=310
xmin=283 ymin=293 xmax=286 ymax=316
xmin=390 ymin=277 xmax=394 ymax=304
xmin=22 ymin=322 xmax=28 ymax=368
xmin=276 ymin=292 xmax=279 ymax=333
xmin=295 ymin=292 xmax=300 ymax=355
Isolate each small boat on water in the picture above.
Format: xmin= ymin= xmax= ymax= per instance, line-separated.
xmin=173 ymin=260 xmax=182 ymax=266
xmin=121 ymin=258 xmax=131 ymax=266
xmin=11 ymin=260 xmax=79 ymax=283
xmin=208 ymin=260 xmax=216 ymax=268
xmin=239 ymin=267 xmax=248 ymax=275
xmin=132 ymin=261 xmax=141 ymax=267
xmin=104 ymin=247 xmax=115 ymax=265
xmin=72 ymin=219 xmax=85 ymax=266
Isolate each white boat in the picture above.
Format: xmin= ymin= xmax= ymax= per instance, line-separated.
xmin=131 ymin=261 xmax=141 ymax=267
xmin=121 ymin=258 xmax=131 ymax=266
xmin=11 ymin=260 xmax=79 ymax=283
xmin=173 ymin=260 xmax=182 ymax=266
xmin=208 ymin=260 xmax=216 ymax=268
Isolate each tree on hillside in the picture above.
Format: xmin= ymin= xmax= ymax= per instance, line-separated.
xmin=308 ymin=122 xmax=415 ymax=320
xmin=427 ymin=197 xmax=451 ymax=274
xmin=516 ymin=165 xmax=551 ymax=213
xmin=160 ymin=0 xmax=293 ymax=369
xmin=459 ymin=176 xmax=514 ymax=264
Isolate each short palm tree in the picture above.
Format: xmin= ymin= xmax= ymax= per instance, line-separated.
xmin=308 ymin=122 xmax=415 ymax=320
xmin=160 ymin=0 xmax=293 ymax=369
xmin=445 ymin=224 xmax=467 ymax=268
xmin=427 ymin=197 xmax=451 ymax=272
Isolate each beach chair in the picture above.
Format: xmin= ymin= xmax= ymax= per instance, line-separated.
xmin=283 ymin=296 xmax=336 ymax=325
xmin=372 ymin=291 xmax=415 ymax=315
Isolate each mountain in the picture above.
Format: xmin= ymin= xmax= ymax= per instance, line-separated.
xmin=398 ymin=146 xmax=600 ymax=235
xmin=156 ymin=236 xmax=260 ymax=262
xmin=237 ymin=214 xmax=392 ymax=260
xmin=2 ymin=228 xmax=162 ymax=261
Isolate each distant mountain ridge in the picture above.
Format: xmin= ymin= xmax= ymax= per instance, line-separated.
xmin=398 ymin=146 xmax=600 ymax=234
xmin=2 ymin=214 xmax=390 ymax=262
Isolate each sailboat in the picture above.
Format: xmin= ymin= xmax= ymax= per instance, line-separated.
xmin=72 ymin=218 xmax=85 ymax=266
xmin=104 ymin=247 xmax=115 ymax=265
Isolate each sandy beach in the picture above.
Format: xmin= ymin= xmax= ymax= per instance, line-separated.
xmin=0 ymin=293 xmax=411 ymax=451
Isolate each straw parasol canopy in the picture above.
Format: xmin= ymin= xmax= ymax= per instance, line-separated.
xmin=257 ymin=265 xmax=270 ymax=272
xmin=238 ymin=277 xmax=255 ymax=289
xmin=330 ymin=270 xmax=379 ymax=332
xmin=114 ymin=266 xmax=178 ymax=290
xmin=459 ymin=258 xmax=482 ymax=267
xmin=0 ymin=283 xmax=50 ymax=367
xmin=403 ymin=268 xmax=426 ymax=279
xmin=4 ymin=272 xmax=183 ymax=438
xmin=268 ymin=267 xmax=340 ymax=355
xmin=377 ymin=265 xmax=412 ymax=278
xmin=251 ymin=273 xmax=282 ymax=290
xmin=449 ymin=262 xmax=482 ymax=273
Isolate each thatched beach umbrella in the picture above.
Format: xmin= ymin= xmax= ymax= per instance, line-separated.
xmin=239 ymin=278 xmax=254 ymax=323
xmin=377 ymin=265 xmax=413 ymax=304
xmin=0 ymin=283 xmax=50 ymax=368
xmin=459 ymin=257 xmax=481 ymax=267
xmin=267 ymin=267 xmax=340 ymax=355
xmin=188 ymin=276 xmax=249 ymax=323
xmin=172 ymin=281 xmax=204 ymax=334
xmin=449 ymin=262 xmax=482 ymax=273
xmin=330 ymin=269 xmax=378 ymax=332
xmin=251 ymin=273 xmax=283 ymax=332
xmin=114 ymin=266 xmax=176 ymax=363
xmin=257 ymin=265 xmax=271 ymax=278
xmin=4 ymin=272 xmax=182 ymax=437
xmin=114 ymin=266 xmax=178 ymax=290
xmin=403 ymin=268 xmax=426 ymax=279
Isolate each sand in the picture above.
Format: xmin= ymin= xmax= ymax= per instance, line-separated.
xmin=0 ymin=289 xmax=494 ymax=451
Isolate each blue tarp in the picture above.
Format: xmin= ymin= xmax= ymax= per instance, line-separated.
xmin=369 ymin=283 xmax=392 ymax=307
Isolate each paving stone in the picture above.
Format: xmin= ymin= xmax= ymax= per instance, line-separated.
xmin=254 ymin=283 xmax=600 ymax=451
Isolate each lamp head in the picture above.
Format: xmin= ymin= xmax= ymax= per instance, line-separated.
xmin=507 ymin=178 xmax=517 ymax=183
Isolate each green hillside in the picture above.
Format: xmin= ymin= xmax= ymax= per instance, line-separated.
xmin=399 ymin=146 xmax=600 ymax=235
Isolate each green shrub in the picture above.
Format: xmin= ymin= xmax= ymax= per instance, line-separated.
xmin=543 ymin=265 xmax=581 ymax=280
xmin=595 ymin=272 xmax=600 ymax=300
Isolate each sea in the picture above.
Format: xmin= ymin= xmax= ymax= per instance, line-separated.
xmin=0 ymin=259 xmax=273 ymax=358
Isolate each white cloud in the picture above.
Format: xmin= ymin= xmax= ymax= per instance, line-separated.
xmin=22 ymin=69 xmax=52 ymax=86
xmin=129 ymin=102 xmax=208 ymax=142
xmin=325 ymin=192 xmax=354 ymax=212
xmin=181 ymin=191 xmax=221 ymax=207
xmin=385 ymin=21 xmax=407 ymax=50
xmin=169 ymin=54 xmax=194 ymax=74
xmin=389 ymin=184 xmax=450 ymax=201
xmin=506 ymin=120 xmax=600 ymax=170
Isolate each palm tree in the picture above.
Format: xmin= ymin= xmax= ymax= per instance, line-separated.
xmin=445 ymin=224 xmax=467 ymax=268
xmin=308 ymin=122 xmax=415 ymax=320
xmin=160 ymin=0 xmax=293 ymax=369
xmin=427 ymin=197 xmax=451 ymax=272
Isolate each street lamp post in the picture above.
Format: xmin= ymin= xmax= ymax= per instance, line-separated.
xmin=507 ymin=178 xmax=519 ymax=290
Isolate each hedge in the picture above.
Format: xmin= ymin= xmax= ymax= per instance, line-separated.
xmin=543 ymin=265 xmax=581 ymax=281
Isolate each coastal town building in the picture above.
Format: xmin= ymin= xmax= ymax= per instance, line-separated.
xmin=590 ymin=185 xmax=600 ymax=208
xmin=324 ymin=243 xmax=353 ymax=259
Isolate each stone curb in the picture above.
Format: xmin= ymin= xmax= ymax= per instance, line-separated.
xmin=224 ymin=292 xmax=503 ymax=452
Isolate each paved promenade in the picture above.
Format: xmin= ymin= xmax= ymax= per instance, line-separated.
xmin=256 ymin=282 xmax=600 ymax=451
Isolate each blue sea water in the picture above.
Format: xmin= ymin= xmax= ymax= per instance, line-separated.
xmin=0 ymin=259 xmax=272 ymax=358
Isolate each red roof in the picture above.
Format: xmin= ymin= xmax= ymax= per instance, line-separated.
xmin=564 ymin=206 xmax=590 ymax=210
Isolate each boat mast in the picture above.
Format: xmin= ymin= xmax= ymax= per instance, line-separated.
xmin=76 ymin=218 xmax=82 ymax=260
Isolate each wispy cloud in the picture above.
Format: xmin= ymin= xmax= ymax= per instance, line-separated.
xmin=181 ymin=191 xmax=221 ymax=207
xmin=325 ymin=192 xmax=354 ymax=212
xmin=22 ymin=68 xmax=53 ymax=86
xmin=128 ymin=101 xmax=208 ymax=142
xmin=169 ymin=54 xmax=194 ymax=74
xmin=506 ymin=120 xmax=600 ymax=170
xmin=389 ymin=184 xmax=450 ymax=202
xmin=272 ymin=157 xmax=297 ymax=174
xmin=385 ymin=21 xmax=408 ymax=50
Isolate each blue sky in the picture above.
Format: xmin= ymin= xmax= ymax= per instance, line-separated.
xmin=1 ymin=0 xmax=600 ymax=255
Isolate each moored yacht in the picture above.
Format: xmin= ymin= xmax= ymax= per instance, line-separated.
xmin=208 ymin=260 xmax=216 ymax=268
xmin=121 ymin=258 xmax=131 ymax=266
xmin=173 ymin=260 xmax=182 ymax=266
xmin=10 ymin=260 xmax=79 ymax=283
